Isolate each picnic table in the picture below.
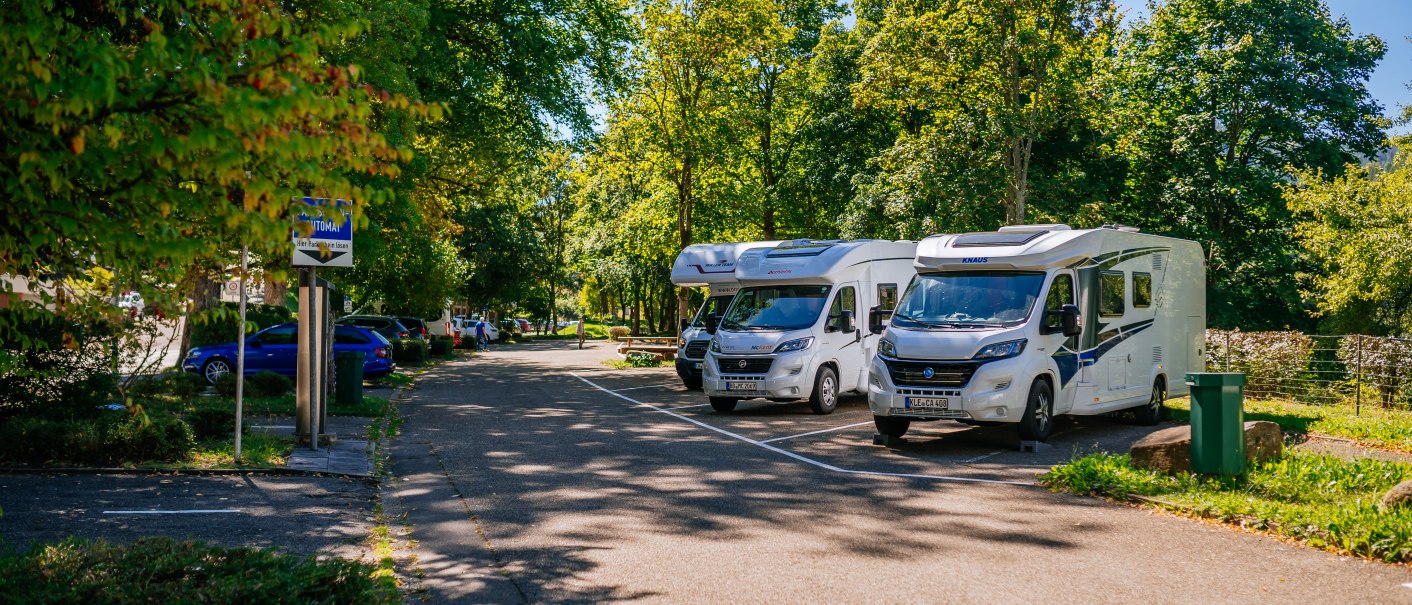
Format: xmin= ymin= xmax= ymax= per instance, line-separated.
xmin=616 ymin=336 xmax=680 ymax=361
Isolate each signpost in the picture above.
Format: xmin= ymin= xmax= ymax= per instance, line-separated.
xmin=293 ymin=198 xmax=352 ymax=450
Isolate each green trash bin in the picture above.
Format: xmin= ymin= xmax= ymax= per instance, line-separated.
xmin=1185 ymin=372 xmax=1246 ymax=476
xmin=335 ymin=350 xmax=364 ymax=406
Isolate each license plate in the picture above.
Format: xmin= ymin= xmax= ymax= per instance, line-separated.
xmin=693 ymin=362 xmax=702 ymax=369
xmin=727 ymin=381 xmax=759 ymax=391
xmin=906 ymin=397 xmax=949 ymax=410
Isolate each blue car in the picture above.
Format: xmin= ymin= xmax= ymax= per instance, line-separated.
xmin=183 ymin=322 xmax=396 ymax=384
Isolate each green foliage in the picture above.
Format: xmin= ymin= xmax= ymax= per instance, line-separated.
xmin=212 ymin=372 xmax=238 ymax=397
xmin=625 ymin=351 xmax=664 ymax=367
xmin=607 ymin=326 xmax=631 ymax=341
xmin=0 ymin=411 xmax=194 ymax=466
xmin=185 ymin=405 xmax=243 ymax=442
xmin=1287 ymin=148 xmax=1412 ymax=334
xmin=248 ymin=371 xmax=294 ymax=398
xmin=1164 ymin=397 xmax=1412 ymax=453
xmin=0 ymin=537 xmax=397 ymax=603
xmin=165 ymin=372 xmax=207 ymax=399
xmin=1204 ymin=330 xmax=1315 ymax=395
xmin=391 ymin=339 xmax=429 ymax=364
xmin=429 ymin=335 xmax=454 ymax=356
xmin=1043 ymin=451 xmax=1412 ymax=563
xmin=188 ymin=304 xmax=293 ymax=349
xmin=0 ymin=310 xmax=118 ymax=417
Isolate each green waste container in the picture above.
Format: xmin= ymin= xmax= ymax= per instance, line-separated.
xmin=1185 ymin=372 xmax=1246 ymax=476
xmin=335 ymin=350 xmax=364 ymax=406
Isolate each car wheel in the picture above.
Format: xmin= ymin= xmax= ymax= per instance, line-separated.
xmin=682 ymin=376 xmax=703 ymax=390
xmin=1017 ymin=379 xmax=1054 ymax=441
xmin=809 ymin=366 xmax=839 ymax=415
xmin=1134 ymin=379 xmax=1166 ymax=426
xmin=709 ymin=397 xmax=738 ymax=413
xmin=202 ymin=359 xmax=233 ymax=385
xmin=874 ymin=415 xmax=910 ymax=438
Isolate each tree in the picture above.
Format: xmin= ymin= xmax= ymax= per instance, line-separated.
xmin=855 ymin=0 xmax=1118 ymax=228
xmin=1111 ymin=0 xmax=1386 ymax=329
xmin=1287 ymin=146 xmax=1412 ymax=335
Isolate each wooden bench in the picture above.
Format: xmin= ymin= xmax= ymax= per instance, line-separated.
xmin=617 ymin=336 xmax=680 ymax=361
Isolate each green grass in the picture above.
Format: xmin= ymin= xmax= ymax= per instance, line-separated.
xmin=1165 ymin=397 xmax=1412 ymax=452
xmin=553 ymin=323 xmax=611 ymax=339
xmin=0 ymin=537 xmax=397 ymax=603
xmin=186 ymin=433 xmax=291 ymax=468
xmin=1043 ymin=451 xmax=1412 ymax=563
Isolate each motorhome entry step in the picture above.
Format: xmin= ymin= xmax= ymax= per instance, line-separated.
xmin=872 ymin=434 xmax=906 ymax=447
xmin=1019 ymin=440 xmax=1050 ymax=453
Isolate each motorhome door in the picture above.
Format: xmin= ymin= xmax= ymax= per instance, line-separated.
xmin=822 ymin=282 xmax=862 ymax=392
xmin=1040 ymin=271 xmax=1079 ymax=414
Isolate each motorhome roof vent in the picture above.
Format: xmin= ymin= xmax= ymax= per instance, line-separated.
xmin=768 ymin=240 xmax=836 ymax=257
xmin=952 ymin=230 xmax=1050 ymax=248
xmin=997 ymin=224 xmax=1071 ymax=233
xmin=1100 ymin=224 xmax=1141 ymax=233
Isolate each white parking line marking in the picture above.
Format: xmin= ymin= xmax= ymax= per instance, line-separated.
xmin=572 ymin=373 xmax=1035 ymax=487
xmin=662 ymin=403 xmax=711 ymax=410
xmin=961 ymin=451 xmax=1004 ymax=464
xmin=761 ymin=421 xmax=874 ymax=444
xmin=611 ymin=384 xmax=678 ymax=392
xmin=102 ymin=510 xmax=243 ymax=515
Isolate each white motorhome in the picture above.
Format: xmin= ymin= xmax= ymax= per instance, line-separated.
xmin=867 ymin=224 xmax=1205 ymax=442
xmin=670 ymin=241 xmax=782 ymax=389
xmin=702 ymin=239 xmax=917 ymax=414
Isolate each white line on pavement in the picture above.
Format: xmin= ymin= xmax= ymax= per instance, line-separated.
xmin=571 ymin=373 xmax=1035 ymax=488
xmin=961 ymin=451 xmax=1004 ymax=464
xmin=611 ymin=383 xmax=679 ymax=392
xmin=760 ymin=421 xmax=874 ymax=444
xmin=102 ymin=510 xmax=243 ymax=515
xmin=662 ymin=403 xmax=711 ymax=410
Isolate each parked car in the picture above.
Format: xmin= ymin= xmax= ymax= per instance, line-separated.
xmin=182 ymin=323 xmax=395 ymax=384
xmin=515 ymin=318 xmax=531 ymax=333
xmin=117 ymin=292 xmax=145 ymax=316
xmin=498 ymin=318 xmax=522 ymax=338
xmin=395 ymin=316 xmax=430 ymax=339
xmin=336 ymin=315 xmax=411 ymax=341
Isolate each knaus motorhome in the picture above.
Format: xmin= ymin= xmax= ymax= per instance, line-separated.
xmin=867 ymin=225 xmax=1205 ymax=442
xmin=670 ymin=241 xmax=782 ymax=389
xmin=702 ymin=239 xmax=917 ymax=414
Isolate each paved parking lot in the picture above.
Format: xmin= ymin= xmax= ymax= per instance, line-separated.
xmin=388 ymin=340 xmax=1412 ymax=604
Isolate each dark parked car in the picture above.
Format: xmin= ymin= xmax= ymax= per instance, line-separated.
xmin=498 ymin=318 xmax=522 ymax=338
xmin=336 ymin=315 xmax=411 ymax=341
xmin=182 ymin=323 xmax=395 ymax=384
xmin=395 ymin=316 xmax=429 ymax=339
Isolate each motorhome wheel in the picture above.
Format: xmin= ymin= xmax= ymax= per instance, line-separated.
xmin=809 ymin=366 xmax=839 ymax=415
xmin=1134 ymin=379 xmax=1166 ymax=426
xmin=709 ymin=397 xmax=739 ymax=413
xmin=1017 ymin=379 xmax=1053 ymax=441
xmin=874 ymin=415 xmax=910 ymax=438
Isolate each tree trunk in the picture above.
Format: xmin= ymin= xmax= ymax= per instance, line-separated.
xmin=178 ymin=262 xmax=223 ymax=355
xmin=263 ymin=273 xmax=288 ymax=309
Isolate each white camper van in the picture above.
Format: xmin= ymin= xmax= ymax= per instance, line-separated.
xmin=867 ymin=224 xmax=1205 ymax=442
xmin=671 ymin=241 xmax=782 ymax=389
xmin=702 ymin=239 xmax=917 ymax=414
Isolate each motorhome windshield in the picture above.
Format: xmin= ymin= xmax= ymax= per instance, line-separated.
xmin=722 ymin=285 xmax=831 ymax=331
xmin=892 ymin=271 xmax=1045 ymax=329
xmin=690 ymin=295 xmax=734 ymax=328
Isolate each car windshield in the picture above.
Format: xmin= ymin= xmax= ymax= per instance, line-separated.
xmin=721 ymin=285 xmax=830 ymax=331
xmin=892 ymin=271 xmax=1046 ymax=329
xmin=690 ymin=295 xmax=734 ymax=328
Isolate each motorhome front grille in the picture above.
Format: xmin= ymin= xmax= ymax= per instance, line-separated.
xmin=684 ymin=341 xmax=710 ymax=359
xmin=896 ymin=388 xmax=962 ymax=397
xmin=884 ymin=360 xmax=979 ymax=388
xmin=716 ymin=357 xmax=773 ymax=374
xmin=898 ymin=408 xmax=970 ymax=419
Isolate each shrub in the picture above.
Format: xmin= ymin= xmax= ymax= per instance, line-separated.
xmin=429 ymin=336 xmax=453 ymax=356
xmin=0 ymin=412 xmax=194 ymax=466
xmin=212 ymin=372 xmax=238 ymax=397
xmin=624 ymin=351 xmax=663 ymax=368
xmin=1205 ymin=329 xmax=1315 ymax=398
xmin=248 ymin=371 xmax=293 ymax=397
xmin=607 ymin=326 xmax=631 ymax=341
xmin=1338 ymin=335 xmax=1412 ymax=408
xmin=102 ymin=414 xmax=195 ymax=463
xmin=0 ymin=537 xmax=397 ymax=603
xmin=392 ymin=339 xmax=429 ymax=364
xmin=185 ymin=405 xmax=247 ymax=441
xmin=0 ymin=310 xmax=118 ymax=418
xmin=165 ymin=372 xmax=207 ymax=398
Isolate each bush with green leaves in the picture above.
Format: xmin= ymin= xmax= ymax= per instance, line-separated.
xmin=0 ymin=537 xmax=397 ymax=603
xmin=429 ymin=335 xmax=454 ymax=355
xmin=607 ymin=326 xmax=631 ymax=341
xmin=212 ymin=372 xmax=238 ymax=397
xmin=0 ymin=310 xmax=118 ymax=418
xmin=392 ymin=339 xmax=429 ymax=364
xmin=624 ymin=351 xmax=663 ymax=368
xmin=248 ymin=371 xmax=294 ymax=397
xmin=165 ymin=372 xmax=207 ymax=399
xmin=1205 ymin=329 xmax=1315 ymax=398
xmin=185 ymin=405 xmax=250 ymax=442
xmin=0 ymin=411 xmax=194 ymax=466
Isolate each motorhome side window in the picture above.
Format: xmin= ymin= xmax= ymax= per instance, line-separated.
xmin=691 ymin=295 xmax=732 ymax=327
xmin=830 ymin=286 xmax=857 ymax=318
xmin=877 ymin=284 xmax=898 ymax=311
xmin=1133 ymin=273 xmax=1152 ymax=308
xmin=1100 ymin=271 xmax=1125 ymax=317
xmin=1043 ymin=274 xmax=1074 ymax=330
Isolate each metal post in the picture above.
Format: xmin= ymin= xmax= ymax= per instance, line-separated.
xmin=1225 ymin=331 xmax=1232 ymax=372
xmin=1355 ymin=334 xmax=1363 ymax=417
xmin=234 ymin=245 xmax=247 ymax=462
xmin=296 ymin=268 xmax=318 ymax=450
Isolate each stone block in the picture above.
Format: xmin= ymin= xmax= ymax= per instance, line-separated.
xmin=1129 ymin=421 xmax=1284 ymax=474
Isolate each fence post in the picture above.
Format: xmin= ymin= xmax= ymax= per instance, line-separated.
xmin=1225 ymin=331 xmax=1232 ymax=372
xmin=1355 ymin=334 xmax=1363 ymax=417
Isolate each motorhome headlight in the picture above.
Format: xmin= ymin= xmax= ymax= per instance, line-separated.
xmin=710 ymin=339 xmax=721 ymax=353
xmin=974 ymin=339 xmax=1027 ymax=360
xmin=774 ymin=337 xmax=814 ymax=353
xmin=877 ymin=338 xmax=896 ymax=358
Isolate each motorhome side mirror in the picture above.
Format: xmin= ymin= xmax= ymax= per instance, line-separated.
xmin=837 ymin=310 xmax=855 ymax=333
xmin=1060 ymin=304 xmax=1081 ymax=337
xmin=704 ymin=314 xmax=720 ymax=335
xmin=868 ymin=305 xmax=886 ymax=335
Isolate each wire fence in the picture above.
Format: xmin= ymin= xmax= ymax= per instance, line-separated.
xmin=1207 ymin=329 xmax=1412 ymax=414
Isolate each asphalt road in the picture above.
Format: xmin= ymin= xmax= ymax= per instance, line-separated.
xmin=389 ymin=340 xmax=1412 ymax=604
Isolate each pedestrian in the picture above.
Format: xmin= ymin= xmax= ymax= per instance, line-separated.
xmin=576 ymin=317 xmax=586 ymax=349
xmin=475 ymin=320 xmax=489 ymax=351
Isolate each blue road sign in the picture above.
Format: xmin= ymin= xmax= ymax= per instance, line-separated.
xmin=293 ymin=198 xmax=354 ymax=267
